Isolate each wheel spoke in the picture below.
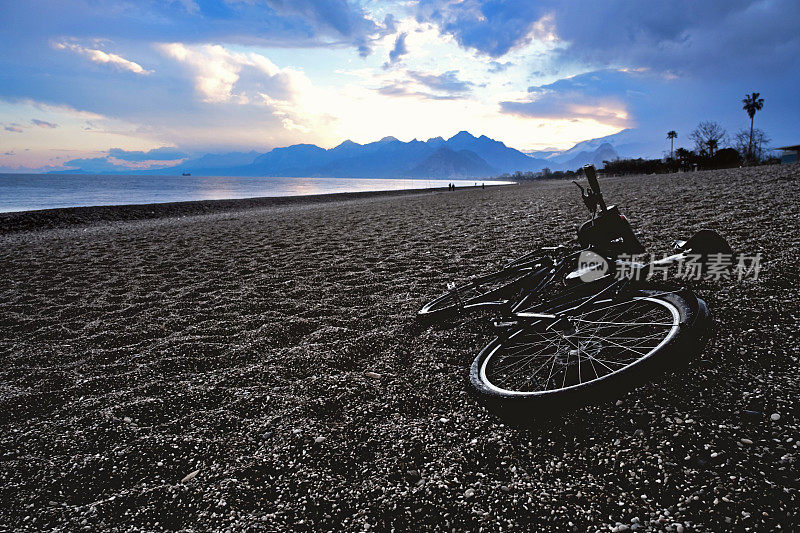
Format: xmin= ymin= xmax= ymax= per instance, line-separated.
xmin=480 ymin=296 xmax=680 ymax=395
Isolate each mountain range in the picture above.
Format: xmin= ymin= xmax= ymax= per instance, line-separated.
xmin=53 ymin=131 xmax=632 ymax=178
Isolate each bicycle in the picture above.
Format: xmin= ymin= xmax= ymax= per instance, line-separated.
xmin=418 ymin=165 xmax=731 ymax=411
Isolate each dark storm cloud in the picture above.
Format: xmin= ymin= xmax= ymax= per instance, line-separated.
xmin=1 ymin=0 xmax=388 ymax=54
xmin=416 ymin=0 xmax=800 ymax=77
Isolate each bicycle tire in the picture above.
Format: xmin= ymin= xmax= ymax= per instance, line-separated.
xmin=470 ymin=289 xmax=709 ymax=411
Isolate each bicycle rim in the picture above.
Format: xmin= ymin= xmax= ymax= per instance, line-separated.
xmin=477 ymin=296 xmax=681 ymax=397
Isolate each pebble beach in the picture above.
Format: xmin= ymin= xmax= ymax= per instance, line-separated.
xmin=0 ymin=166 xmax=797 ymax=531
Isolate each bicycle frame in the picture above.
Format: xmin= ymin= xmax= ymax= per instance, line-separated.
xmin=468 ymin=243 xmax=701 ymax=329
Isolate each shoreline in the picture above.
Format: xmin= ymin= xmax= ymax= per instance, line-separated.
xmin=0 ymin=182 xmax=514 ymax=235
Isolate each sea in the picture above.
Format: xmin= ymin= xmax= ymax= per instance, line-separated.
xmin=0 ymin=174 xmax=514 ymax=213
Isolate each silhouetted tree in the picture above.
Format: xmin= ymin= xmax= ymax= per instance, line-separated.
xmin=734 ymin=128 xmax=771 ymax=162
xmin=689 ymin=121 xmax=726 ymax=157
xmin=675 ymin=147 xmax=692 ymax=161
xmin=667 ymin=130 xmax=677 ymax=159
xmin=710 ymin=147 xmax=741 ymax=169
xmin=742 ymin=92 xmax=764 ymax=160
xmin=603 ymin=158 xmax=669 ymax=175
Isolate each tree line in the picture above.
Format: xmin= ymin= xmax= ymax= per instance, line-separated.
xmin=603 ymin=92 xmax=775 ymax=175
xmin=500 ymin=91 xmax=778 ymax=179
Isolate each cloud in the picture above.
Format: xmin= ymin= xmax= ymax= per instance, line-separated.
xmin=497 ymin=67 xmax=788 ymax=152
xmin=156 ymin=43 xmax=336 ymax=137
xmin=409 ymin=70 xmax=473 ymax=95
xmin=159 ymin=43 xmax=308 ymax=105
xmin=378 ymin=69 xmax=473 ymax=100
xmin=54 ymin=42 xmax=152 ymax=75
xmin=4 ymin=124 xmax=24 ymax=133
xmin=501 ymin=70 xmax=633 ymax=128
xmin=60 ymin=147 xmax=189 ymax=172
xmin=108 ymin=147 xmax=188 ymax=161
xmin=31 ymin=119 xmax=58 ymax=128
xmin=263 ymin=0 xmax=380 ymax=41
xmin=488 ymin=61 xmax=513 ymax=73
xmin=416 ymin=1 xmax=800 ymax=77
xmin=416 ymin=1 xmax=555 ymax=57
xmin=8 ymin=1 xmax=393 ymax=59
xmin=384 ymin=32 xmax=409 ymax=68
xmin=60 ymin=156 xmax=127 ymax=173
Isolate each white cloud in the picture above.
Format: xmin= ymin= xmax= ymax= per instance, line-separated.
xmin=55 ymin=42 xmax=152 ymax=75
xmin=159 ymin=43 xmax=310 ymax=104
xmin=157 ymin=43 xmax=335 ymax=136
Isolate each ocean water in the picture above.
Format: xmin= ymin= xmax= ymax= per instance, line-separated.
xmin=0 ymin=174 xmax=514 ymax=213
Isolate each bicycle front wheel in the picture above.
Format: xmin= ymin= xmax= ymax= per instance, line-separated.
xmin=470 ymin=290 xmax=706 ymax=409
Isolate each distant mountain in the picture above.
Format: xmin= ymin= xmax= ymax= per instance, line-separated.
xmin=444 ymin=131 xmax=545 ymax=172
xmin=179 ymin=150 xmax=261 ymax=171
xmin=316 ymin=138 xmax=435 ymax=178
xmin=555 ymin=142 xmax=619 ymax=170
xmin=408 ymin=147 xmax=496 ymax=178
xmin=133 ymin=131 xmax=545 ymax=179
xmin=51 ymin=129 xmax=650 ymax=178
xmin=248 ymin=144 xmax=328 ymax=176
xmin=525 ymin=129 xmax=661 ymax=165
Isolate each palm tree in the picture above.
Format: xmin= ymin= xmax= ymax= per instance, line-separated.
xmin=742 ymin=92 xmax=764 ymax=160
xmin=667 ymin=131 xmax=677 ymax=159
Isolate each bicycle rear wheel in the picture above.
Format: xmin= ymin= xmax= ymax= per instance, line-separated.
xmin=470 ymin=289 xmax=707 ymax=409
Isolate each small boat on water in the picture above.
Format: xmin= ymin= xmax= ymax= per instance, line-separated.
xmin=181 ymin=171 xmax=191 ymax=176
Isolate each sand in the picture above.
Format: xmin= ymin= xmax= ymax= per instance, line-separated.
xmin=0 ymin=167 xmax=798 ymax=531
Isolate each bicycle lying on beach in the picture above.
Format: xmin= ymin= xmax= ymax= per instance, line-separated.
xmin=418 ymin=165 xmax=732 ymax=412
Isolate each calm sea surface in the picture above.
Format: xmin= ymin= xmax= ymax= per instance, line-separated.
xmin=0 ymin=174 xmax=513 ymax=213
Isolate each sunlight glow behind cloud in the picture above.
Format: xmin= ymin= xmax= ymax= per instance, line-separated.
xmin=0 ymin=0 xmax=798 ymax=172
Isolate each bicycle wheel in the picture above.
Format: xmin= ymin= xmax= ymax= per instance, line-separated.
xmin=470 ymin=289 xmax=708 ymax=409
xmin=417 ymin=265 xmax=548 ymax=324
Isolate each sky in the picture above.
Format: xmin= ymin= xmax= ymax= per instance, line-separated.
xmin=1 ymin=0 xmax=798 ymax=173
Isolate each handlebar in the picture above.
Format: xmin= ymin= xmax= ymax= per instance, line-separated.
xmin=583 ymin=165 xmax=607 ymax=212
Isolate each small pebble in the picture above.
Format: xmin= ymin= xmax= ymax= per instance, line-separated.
xmin=181 ymin=469 xmax=200 ymax=483
xmin=740 ymin=438 xmax=753 ymax=445
xmin=314 ymin=436 xmax=326 ymax=444
xmin=770 ymin=413 xmax=780 ymax=421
